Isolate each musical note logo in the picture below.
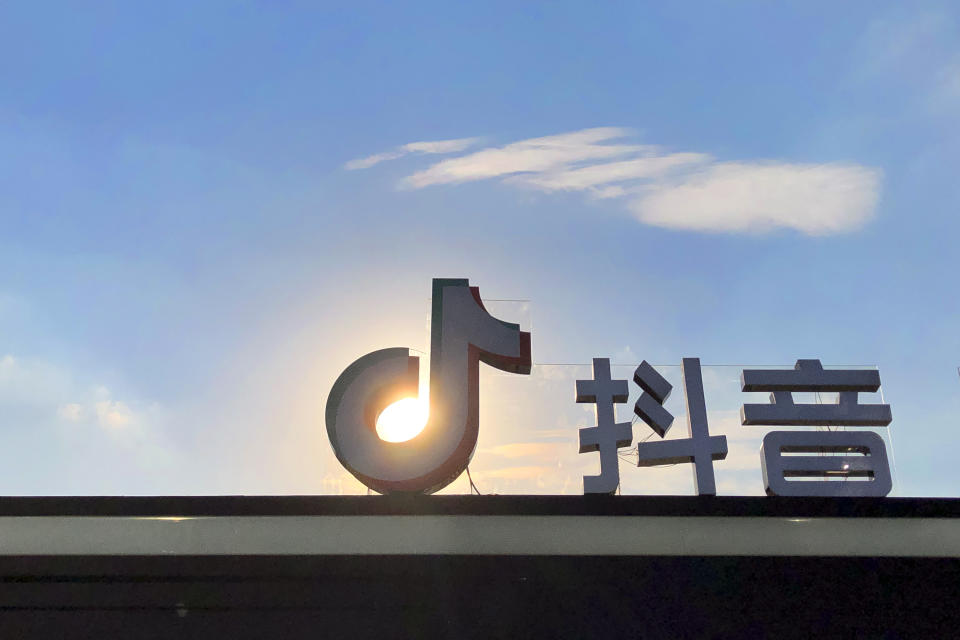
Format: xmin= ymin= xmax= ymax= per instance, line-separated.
xmin=325 ymin=278 xmax=531 ymax=494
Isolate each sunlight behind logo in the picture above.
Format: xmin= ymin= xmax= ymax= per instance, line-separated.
xmin=325 ymin=279 xmax=531 ymax=494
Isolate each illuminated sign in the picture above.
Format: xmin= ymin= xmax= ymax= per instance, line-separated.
xmin=326 ymin=278 xmax=893 ymax=497
xmin=326 ymin=279 xmax=530 ymax=494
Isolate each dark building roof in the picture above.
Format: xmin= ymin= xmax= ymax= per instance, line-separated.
xmin=0 ymin=496 xmax=956 ymax=638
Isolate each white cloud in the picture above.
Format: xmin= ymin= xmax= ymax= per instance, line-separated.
xmin=345 ymin=137 xmax=480 ymax=170
xmin=57 ymin=403 xmax=83 ymax=422
xmin=94 ymin=399 xmax=135 ymax=429
xmin=350 ymin=127 xmax=882 ymax=235
xmin=854 ymin=11 xmax=960 ymax=116
xmin=631 ymin=162 xmax=882 ymax=235
xmin=59 ymin=395 xmax=135 ymax=430
xmin=930 ymin=55 xmax=960 ymax=110
xmin=0 ymin=353 xmax=179 ymax=493
xmin=855 ymin=11 xmax=946 ymax=76
xmin=506 ymin=152 xmax=710 ymax=193
xmin=403 ymin=139 xmax=480 ymax=154
xmin=0 ymin=353 xmax=148 ymax=433
xmin=404 ymin=127 xmax=642 ymax=188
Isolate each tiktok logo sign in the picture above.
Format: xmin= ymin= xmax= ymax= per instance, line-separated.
xmin=325 ymin=279 xmax=531 ymax=494
xmin=329 ymin=277 xmax=897 ymax=498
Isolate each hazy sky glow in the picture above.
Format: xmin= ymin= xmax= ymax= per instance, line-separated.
xmin=0 ymin=2 xmax=958 ymax=496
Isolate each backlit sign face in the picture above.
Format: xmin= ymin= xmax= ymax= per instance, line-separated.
xmin=325 ymin=279 xmax=531 ymax=494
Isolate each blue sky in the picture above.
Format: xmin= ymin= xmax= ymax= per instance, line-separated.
xmin=0 ymin=2 xmax=958 ymax=496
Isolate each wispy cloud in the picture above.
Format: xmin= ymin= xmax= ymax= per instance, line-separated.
xmin=854 ymin=10 xmax=960 ymax=116
xmin=351 ymin=127 xmax=882 ymax=235
xmin=0 ymin=353 xmax=180 ymax=493
xmin=403 ymin=127 xmax=643 ymax=187
xmin=0 ymin=353 xmax=155 ymax=435
xmin=505 ymin=152 xmax=710 ymax=194
xmin=633 ymin=162 xmax=881 ymax=235
xmin=345 ymin=137 xmax=481 ymax=170
xmin=58 ymin=391 xmax=137 ymax=430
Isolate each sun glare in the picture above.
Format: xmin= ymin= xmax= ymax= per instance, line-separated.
xmin=376 ymin=397 xmax=429 ymax=443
